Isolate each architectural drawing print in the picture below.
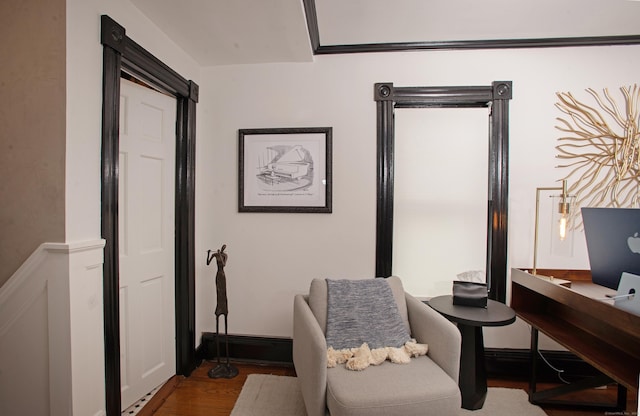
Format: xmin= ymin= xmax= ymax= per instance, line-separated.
xmin=239 ymin=127 xmax=332 ymax=213
xmin=256 ymin=144 xmax=314 ymax=192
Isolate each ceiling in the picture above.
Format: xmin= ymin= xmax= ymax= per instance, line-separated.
xmin=130 ymin=0 xmax=640 ymax=67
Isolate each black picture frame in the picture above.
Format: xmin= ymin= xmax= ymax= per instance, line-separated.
xmin=239 ymin=127 xmax=332 ymax=213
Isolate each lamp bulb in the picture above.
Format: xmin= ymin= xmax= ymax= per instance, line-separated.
xmin=559 ymin=215 xmax=568 ymax=241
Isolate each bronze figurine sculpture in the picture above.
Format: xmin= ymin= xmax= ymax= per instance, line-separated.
xmin=206 ymin=244 xmax=238 ymax=379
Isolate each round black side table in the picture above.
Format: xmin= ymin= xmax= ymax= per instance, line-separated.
xmin=428 ymin=295 xmax=516 ymax=410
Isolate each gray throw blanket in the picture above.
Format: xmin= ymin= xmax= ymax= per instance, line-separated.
xmin=325 ymin=279 xmax=411 ymax=350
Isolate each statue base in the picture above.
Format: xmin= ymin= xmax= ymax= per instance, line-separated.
xmin=208 ymin=363 xmax=239 ymax=379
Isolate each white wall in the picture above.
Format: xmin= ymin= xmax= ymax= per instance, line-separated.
xmin=197 ymin=45 xmax=640 ymax=347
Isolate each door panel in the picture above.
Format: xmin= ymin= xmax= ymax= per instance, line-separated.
xmin=119 ymin=78 xmax=176 ymax=409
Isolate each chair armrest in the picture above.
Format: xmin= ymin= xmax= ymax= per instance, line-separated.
xmin=293 ymin=294 xmax=327 ymax=416
xmin=405 ymin=293 xmax=461 ymax=383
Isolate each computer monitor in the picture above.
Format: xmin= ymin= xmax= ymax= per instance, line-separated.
xmin=581 ymin=207 xmax=640 ymax=290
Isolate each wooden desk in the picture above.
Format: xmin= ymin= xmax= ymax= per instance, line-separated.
xmin=511 ymin=268 xmax=640 ymax=409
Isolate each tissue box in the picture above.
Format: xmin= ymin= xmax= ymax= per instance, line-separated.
xmin=452 ymin=281 xmax=488 ymax=308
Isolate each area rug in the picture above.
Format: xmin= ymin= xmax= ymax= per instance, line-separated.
xmin=230 ymin=374 xmax=306 ymax=416
xmin=230 ymin=374 xmax=548 ymax=416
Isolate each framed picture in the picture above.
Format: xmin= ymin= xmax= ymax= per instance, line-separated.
xmin=239 ymin=127 xmax=332 ymax=213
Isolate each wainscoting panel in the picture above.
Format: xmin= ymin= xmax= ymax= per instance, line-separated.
xmin=0 ymin=270 xmax=51 ymax=416
xmin=0 ymin=240 xmax=106 ymax=416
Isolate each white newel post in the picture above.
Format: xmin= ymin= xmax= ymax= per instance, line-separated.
xmin=46 ymin=240 xmax=107 ymax=416
xmin=45 ymin=243 xmax=73 ymax=416
xmin=66 ymin=240 xmax=107 ymax=416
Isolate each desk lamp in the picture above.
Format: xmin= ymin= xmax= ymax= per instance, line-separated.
xmin=532 ymin=179 xmax=573 ymax=275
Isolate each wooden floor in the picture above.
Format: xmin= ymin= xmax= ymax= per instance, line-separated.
xmin=139 ymin=361 xmax=637 ymax=416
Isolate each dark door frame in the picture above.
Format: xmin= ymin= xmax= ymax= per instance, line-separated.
xmin=100 ymin=15 xmax=199 ymax=416
xmin=374 ymin=82 xmax=512 ymax=302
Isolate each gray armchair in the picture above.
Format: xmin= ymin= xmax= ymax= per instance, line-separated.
xmin=293 ymin=277 xmax=462 ymax=416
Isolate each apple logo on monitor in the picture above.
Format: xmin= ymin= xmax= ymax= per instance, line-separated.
xmin=629 ymin=232 xmax=640 ymax=254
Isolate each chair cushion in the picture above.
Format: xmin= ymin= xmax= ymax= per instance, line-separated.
xmin=325 ymin=279 xmax=411 ymax=350
xmin=308 ymin=276 xmax=410 ymax=335
xmin=326 ymin=356 xmax=461 ymax=416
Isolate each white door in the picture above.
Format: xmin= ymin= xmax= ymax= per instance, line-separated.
xmin=118 ymin=78 xmax=177 ymax=409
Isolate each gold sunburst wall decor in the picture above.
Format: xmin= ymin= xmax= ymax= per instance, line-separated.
xmin=555 ymin=85 xmax=640 ymax=216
